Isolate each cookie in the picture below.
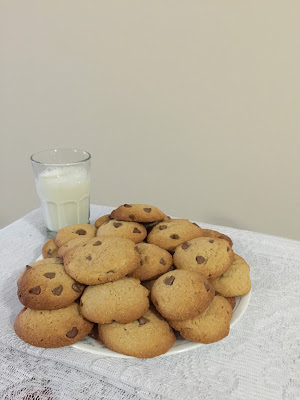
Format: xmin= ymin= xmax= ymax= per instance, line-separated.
xmin=169 ymin=295 xmax=233 ymax=344
xmin=17 ymin=263 xmax=85 ymax=310
xmin=200 ymin=229 xmax=233 ymax=247
xmin=110 ymin=204 xmax=166 ymax=223
xmin=173 ymin=236 xmax=234 ymax=280
xmin=211 ymin=254 xmax=251 ymax=297
xmin=98 ymin=308 xmax=176 ymax=358
xmin=14 ymin=303 xmax=93 ymax=348
xmin=42 ymin=239 xmax=59 ymax=259
xmin=130 ymin=243 xmax=173 ymax=281
xmin=151 ymin=270 xmax=215 ymax=321
xmin=80 ymin=277 xmax=150 ymax=324
xmin=57 ymin=237 xmax=91 ymax=259
xmin=96 ymin=219 xmax=147 ymax=244
xmin=64 ymin=236 xmax=141 ymax=285
xmin=142 ymin=215 xmax=172 ymax=233
xmin=55 ymin=224 xmax=96 ymax=247
xmin=147 ymin=219 xmax=203 ymax=252
xmin=94 ymin=214 xmax=110 ymax=229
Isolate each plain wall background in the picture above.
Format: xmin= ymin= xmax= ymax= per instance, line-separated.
xmin=1 ymin=1 xmax=299 ymax=240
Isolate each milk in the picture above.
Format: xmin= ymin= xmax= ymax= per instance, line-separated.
xmin=36 ymin=166 xmax=90 ymax=232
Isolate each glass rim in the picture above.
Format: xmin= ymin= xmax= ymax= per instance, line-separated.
xmin=30 ymin=149 xmax=91 ymax=166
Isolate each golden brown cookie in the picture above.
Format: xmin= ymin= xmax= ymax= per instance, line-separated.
xmin=173 ymin=236 xmax=234 ymax=280
xmin=64 ymin=236 xmax=141 ymax=285
xmin=211 ymin=254 xmax=251 ymax=297
xmin=14 ymin=303 xmax=93 ymax=348
xmin=98 ymin=308 xmax=176 ymax=358
xmin=200 ymin=229 xmax=233 ymax=247
xmin=42 ymin=239 xmax=59 ymax=259
xmin=130 ymin=243 xmax=173 ymax=281
xmin=94 ymin=214 xmax=110 ymax=229
xmin=57 ymin=237 xmax=91 ymax=259
xmin=147 ymin=219 xmax=203 ymax=252
xmin=151 ymin=270 xmax=215 ymax=321
xmin=80 ymin=277 xmax=150 ymax=324
xmin=17 ymin=263 xmax=85 ymax=310
xmin=96 ymin=219 xmax=147 ymax=244
xmin=55 ymin=224 xmax=96 ymax=247
xmin=169 ymin=295 xmax=233 ymax=344
xmin=110 ymin=204 xmax=166 ymax=223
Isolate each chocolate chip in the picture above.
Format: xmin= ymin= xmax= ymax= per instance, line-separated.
xmin=133 ymin=227 xmax=141 ymax=233
xmin=227 ymin=247 xmax=230 ymax=251
xmin=106 ymin=269 xmax=115 ymax=274
xmin=196 ymin=256 xmax=205 ymax=264
xmin=209 ymin=240 xmax=214 ymax=243
xmin=159 ymin=225 xmax=167 ymax=230
xmin=76 ymin=229 xmax=86 ymax=235
xmin=160 ymin=258 xmax=166 ymax=266
xmin=66 ymin=327 xmax=78 ymax=338
xmin=181 ymin=242 xmax=190 ymax=250
xmin=47 ymin=249 xmax=52 ymax=255
xmin=86 ymin=255 xmax=92 ymax=261
xmin=29 ymin=286 xmax=41 ymax=295
xmin=26 ymin=265 xmax=32 ymax=269
xmin=138 ymin=317 xmax=149 ymax=326
xmin=52 ymin=285 xmax=63 ymax=296
xmin=170 ymin=234 xmax=180 ymax=240
xmin=134 ymin=246 xmax=139 ymax=252
xmin=43 ymin=272 xmax=56 ymax=279
xmin=143 ymin=208 xmax=151 ymax=213
xmin=72 ymin=283 xmax=82 ymax=293
xmin=113 ymin=222 xmax=122 ymax=228
xmin=93 ymin=240 xmax=102 ymax=246
xmin=129 ymin=214 xmax=135 ymax=220
xmin=164 ymin=275 xmax=175 ymax=285
xmin=124 ymin=204 xmax=132 ymax=208
xmin=204 ymin=282 xmax=210 ymax=292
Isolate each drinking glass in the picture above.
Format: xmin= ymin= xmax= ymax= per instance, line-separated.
xmin=31 ymin=149 xmax=91 ymax=237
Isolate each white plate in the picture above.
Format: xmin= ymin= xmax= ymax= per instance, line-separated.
xmin=36 ymin=255 xmax=251 ymax=358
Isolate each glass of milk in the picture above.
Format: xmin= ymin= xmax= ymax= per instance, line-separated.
xmin=31 ymin=149 xmax=91 ymax=236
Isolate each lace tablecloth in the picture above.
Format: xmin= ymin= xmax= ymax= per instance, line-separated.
xmin=0 ymin=205 xmax=299 ymax=400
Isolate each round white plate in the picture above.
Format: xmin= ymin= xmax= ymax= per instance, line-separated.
xmin=36 ymin=255 xmax=251 ymax=358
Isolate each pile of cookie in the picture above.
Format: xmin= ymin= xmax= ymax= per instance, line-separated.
xmin=14 ymin=204 xmax=251 ymax=358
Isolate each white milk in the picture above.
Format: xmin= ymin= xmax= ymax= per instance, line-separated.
xmin=36 ymin=166 xmax=90 ymax=232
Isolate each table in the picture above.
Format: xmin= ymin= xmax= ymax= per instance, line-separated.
xmin=0 ymin=205 xmax=299 ymax=400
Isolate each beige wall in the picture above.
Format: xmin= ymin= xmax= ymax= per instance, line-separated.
xmin=1 ymin=1 xmax=299 ymax=240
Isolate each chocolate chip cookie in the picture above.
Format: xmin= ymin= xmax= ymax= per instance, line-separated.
xmin=151 ymin=270 xmax=215 ymax=321
xmin=211 ymin=253 xmax=251 ymax=297
xmin=57 ymin=237 xmax=91 ymax=259
xmin=96 ymin=219 xmax=147 ymax=244
xmin=200 ymin=229 xmax=233 ymax=247
xmin=17 ymin=262 xmax=85 ymax=310
xmin=42 ymin=239 xmax=59 ymax=259
xmin=80 ymin=277 xmax=150 ymax=324
xmin=130 ymin=243 xmax=173 ymax=281
xmin=94 ymin=214 xmax=110 ymax=229
xmin=55 ymin=224 xmax=96 ymax=247
xmin=147 ymin=219 xmax=203 ymax=252
xmin=14 ymin=303 xmax=93 ymax=348
xmin=98 ymin=308 xmax=176 ymax=358
xmin=110 ymin=204 xmax=166 ymax=223
xmin=169 ymin=295 xmax=233 ymax=344
xmin=173 ymin=236 xmax=234 ymax=280
xmin=64 ymin=236 xmax=141 ymax=285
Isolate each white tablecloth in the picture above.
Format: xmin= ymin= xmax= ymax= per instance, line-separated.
xmin=0 ymin=205 xmax=299 ymax=400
